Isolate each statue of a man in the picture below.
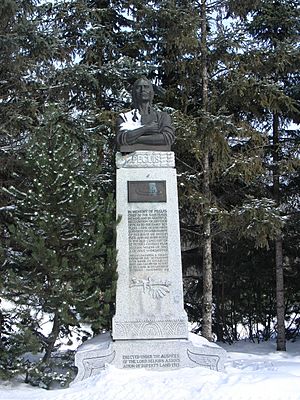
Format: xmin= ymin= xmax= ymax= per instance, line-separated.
xmin=116 ymin=77 xmax=175 ymax=152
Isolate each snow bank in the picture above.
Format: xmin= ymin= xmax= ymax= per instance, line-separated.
xmin=1 ymin=339 xmax=300 ymax=400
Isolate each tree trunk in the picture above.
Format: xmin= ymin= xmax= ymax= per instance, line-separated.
xmin=214 ymin=264 xmax=225 ymax=342
xmin=200 ymin=0 xmax=213 ymax=342
xmin=0 ymin=308 xmax=3 ymax=341
xmin=202 ymin=153 xmax=213 ymax=341
xmin=275 ymin=236 xmax=286 ymax=350
xmin=273 ymin=113 xmax=286 ymax=351
xmin=42 ymin=311 xmax=60 ymax=363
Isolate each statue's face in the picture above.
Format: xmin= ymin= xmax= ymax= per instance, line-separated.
xmin=134 ymin=79 xmax=154 ymax=104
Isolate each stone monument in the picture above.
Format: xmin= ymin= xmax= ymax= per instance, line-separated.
xmin=73 ymin=78 xmax=226 ymax=383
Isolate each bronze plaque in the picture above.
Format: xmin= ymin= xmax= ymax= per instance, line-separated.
xmin=128 ymin=181 xmax=167 ymax=203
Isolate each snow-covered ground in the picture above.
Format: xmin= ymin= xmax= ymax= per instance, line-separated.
xmin=1 ymin=339 xmax=300 ymax=400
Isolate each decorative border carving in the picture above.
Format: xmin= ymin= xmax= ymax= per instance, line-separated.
xmin=83 ymin=351 xmax=116 ymax=378
xmin=187 ymin=349 xmax=220 ymax=371
xmin=113 ymin=319 xmax=188 ymax=340
xmin=74 ymin=350 xmax=116 ymax=383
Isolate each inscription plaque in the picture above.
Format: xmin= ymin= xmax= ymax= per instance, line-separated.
xmin=128 ymin=181 xmax=166 ymax=203
xmin=128 ymin=209 xmax=168 ymax=272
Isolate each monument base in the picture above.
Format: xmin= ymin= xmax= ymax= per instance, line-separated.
xmin=73 ymin=332 xmax=226 ymax=383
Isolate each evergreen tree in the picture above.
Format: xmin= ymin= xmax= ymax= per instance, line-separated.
xmin=0 ymin=0 xmax=64 ymax=377
xmin=221 ymin=0 xmax=300 ymax=350
xmin=2 ymin=105 xmax=117 ymax=379
xmin=170 ymin=1 xmax=266 ymax=340
xmin=1 ymin=0 xmax=150 ymax=380
xmin=126 ymin=0 xmax=270 ymax=340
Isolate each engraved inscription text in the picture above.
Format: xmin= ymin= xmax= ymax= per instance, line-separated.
xmin=122 ymin=353 xmax=180 ymax=369
xmin=128 ymin=209 xmax=168 ymax=272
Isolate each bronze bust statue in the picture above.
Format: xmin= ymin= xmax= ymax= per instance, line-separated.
xmin=116 ymin=77 xmax=175 ymax=152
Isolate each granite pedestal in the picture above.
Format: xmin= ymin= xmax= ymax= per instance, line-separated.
xmin=73 ymin=151 xmax=226 ymax=383
xmin=73 ymin=332 xmax=225 ymax=382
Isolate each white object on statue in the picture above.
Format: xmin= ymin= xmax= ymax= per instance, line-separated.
xmin=119 ymin=110 xmax=144 ymax=131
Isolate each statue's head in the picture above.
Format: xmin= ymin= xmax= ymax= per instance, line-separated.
xmin=132 ymin=77 xmax=154 ymax=109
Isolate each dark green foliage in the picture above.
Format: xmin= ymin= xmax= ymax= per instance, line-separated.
xmin=177 ymin=0 xmax=299 ymax=343
xmin=1 ymin=104 xmax=118 ymax=378
xmin=0 ymin=0 xmax=300 ymax=386
xmin=3 ymin=103 xmax=117 ymax=337
xmin=24 ymin=351 xmax=77 ymax=389
xmin=0 ymin=306 xmax=41 ymax=379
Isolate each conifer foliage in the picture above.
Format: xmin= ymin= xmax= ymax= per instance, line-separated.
xmin=0 ymin=0 xmax=299 ymax=386
xmin=222 ymin=0 xmax=300 ymax=350
xmin=2 ymin=105 xmax=117 ymax=382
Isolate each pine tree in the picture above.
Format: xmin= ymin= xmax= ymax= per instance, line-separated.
xmin=221 ymin=0 xmax=300 ymax=350
xmin=2 ymin=105 xmax=117 ymax=377
xmin=0 ymin=0 xmax=35 ymax=260
xmin=171 ymin=1 xmax=266 ymax=340
xmin=126 ymin=0 xmax=268 ymax=340
xmin=0 ymin=0 xmax=64 ymax=377
xmin=1 ymin=0 xmax=152 ymax=380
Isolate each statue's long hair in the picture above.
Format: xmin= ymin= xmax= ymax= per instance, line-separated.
xmin=132 ymin=77 xmax=154 ymax=112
